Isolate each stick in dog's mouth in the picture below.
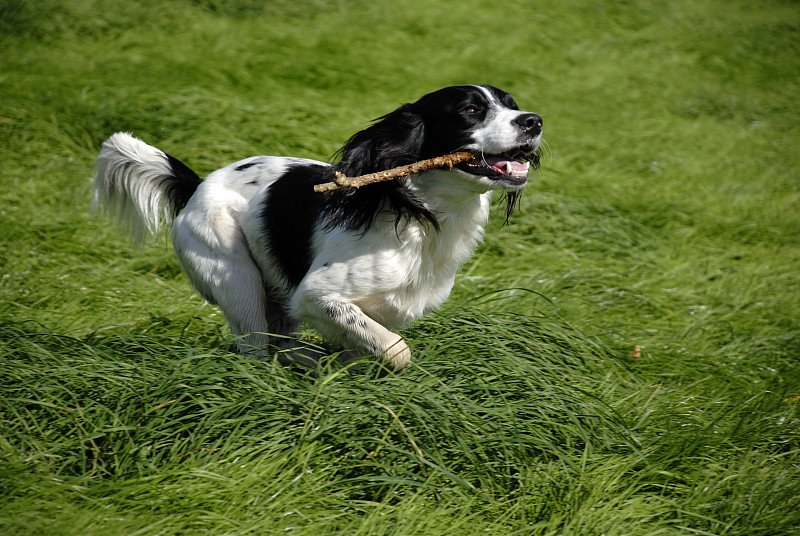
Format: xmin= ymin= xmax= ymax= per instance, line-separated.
xmin=313 ymin=152 xmax=476 ymax=192
xmin=313 ymin=150 xmax=538 ymax=192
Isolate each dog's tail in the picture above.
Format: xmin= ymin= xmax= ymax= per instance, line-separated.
xmin=92 ymin=132 xmax=202 ymax=244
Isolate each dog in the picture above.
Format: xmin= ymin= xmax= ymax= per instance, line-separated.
xmin=92 ymin=85 xmax=543 ymax=370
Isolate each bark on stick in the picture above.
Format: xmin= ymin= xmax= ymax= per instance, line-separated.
xmin=313 ymin=152 xmax=475 ymax=193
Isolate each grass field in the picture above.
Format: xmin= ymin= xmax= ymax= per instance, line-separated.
xmin=1 ymin=0 xmax=799 ymax=534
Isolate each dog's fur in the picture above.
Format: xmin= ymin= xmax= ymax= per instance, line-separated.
xmin=93 ymin=85 xmax=543 ymax=369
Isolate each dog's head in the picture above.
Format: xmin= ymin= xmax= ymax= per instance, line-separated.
xmin=327 ymin=85 xmax=542 ymax=231
xmin=338 ymin=85 xmax=542 ymax=192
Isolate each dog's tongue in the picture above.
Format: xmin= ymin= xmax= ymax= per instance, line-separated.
xmin=484 ymin=156 xmax=530 ymax=177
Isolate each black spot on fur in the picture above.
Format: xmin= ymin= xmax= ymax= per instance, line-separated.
xmin=262 ymin=163 xmax=328 ymax=288
xmin=235 ymin=160 xmax=261 ymax=171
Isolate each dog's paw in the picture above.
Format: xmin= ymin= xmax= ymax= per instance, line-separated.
xmin=382 ymin=335 xmax=411 ymax=370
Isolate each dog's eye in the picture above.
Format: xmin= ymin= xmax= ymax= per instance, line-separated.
xmin=464 ymin=105 xmax=482 ymax=115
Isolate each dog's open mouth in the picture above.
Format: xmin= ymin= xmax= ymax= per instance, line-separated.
xmin=456 ymin=150 xmax=539 ymax=184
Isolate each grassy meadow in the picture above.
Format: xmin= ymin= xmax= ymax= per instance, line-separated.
xmin=1 ymin=0 xmax=799 ymax=534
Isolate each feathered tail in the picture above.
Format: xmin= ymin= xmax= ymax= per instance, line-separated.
xmin=92 ymin=132 xmax=202 ymax=244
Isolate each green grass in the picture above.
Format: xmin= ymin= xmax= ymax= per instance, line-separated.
xmin=1 ymin=0 xmax=799 ymax=534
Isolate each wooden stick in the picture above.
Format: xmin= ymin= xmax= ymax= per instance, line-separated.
xmin=313 ymin=151 xmax=475 ymax=192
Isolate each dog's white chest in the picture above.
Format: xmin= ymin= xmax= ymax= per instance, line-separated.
xmin=294 ymin=198 xmax=490 ymax=330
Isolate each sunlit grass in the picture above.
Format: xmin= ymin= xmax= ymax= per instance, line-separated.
xmin=1 ymin=0 xmax=799 ymax=534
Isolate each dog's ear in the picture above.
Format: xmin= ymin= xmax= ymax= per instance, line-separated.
xmin=324 ymin=104 xmax=437 ymax=233
xmin=337 ymin=104 xmax=425 ymax=176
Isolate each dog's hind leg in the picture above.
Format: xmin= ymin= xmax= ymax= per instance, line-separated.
xmin=171 ymin=204 xmax=278 ymax=357
xmin=171 ymin=205 xmax=326 ymax=368
xmin=264 ymin=305 xmax=329 ymax=368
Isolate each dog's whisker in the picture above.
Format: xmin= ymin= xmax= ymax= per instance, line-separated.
xmin=539 ymin=138 xmax=553 ymax=168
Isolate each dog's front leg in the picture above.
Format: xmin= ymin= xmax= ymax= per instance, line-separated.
xmin=299 ymin=298 xmax=411 ymax=370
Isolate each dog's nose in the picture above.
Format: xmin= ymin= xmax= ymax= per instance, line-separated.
xmin=514 ymin=113 xmax=543 ymax=135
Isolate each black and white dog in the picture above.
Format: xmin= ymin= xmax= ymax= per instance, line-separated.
xmin=93 ymin=85 xmax=543 ymax=369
